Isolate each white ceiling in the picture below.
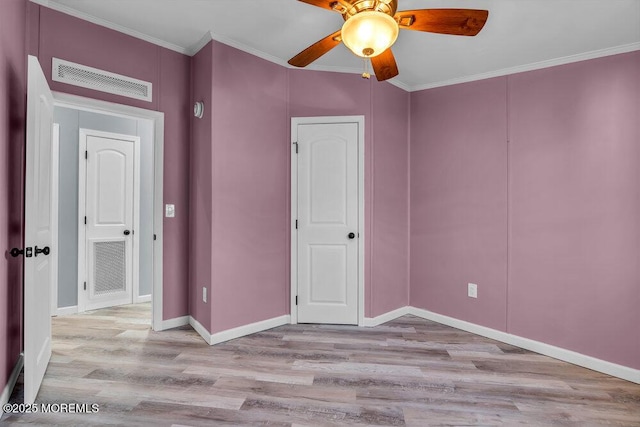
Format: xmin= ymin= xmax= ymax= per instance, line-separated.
xmin=33 ymin=0 xmax=640 ymax=91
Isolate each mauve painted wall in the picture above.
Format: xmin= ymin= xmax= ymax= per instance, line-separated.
xmin=33 ymin=6 xmax=191 ymax=320
xmin=209 ymin=41 xmax=289 ymax=333
xmin=410 ymin=52 xmax=640 ymax=369
xmin=410 ymin=78 xmax=508 ymax=331
xmin=189 ymin=42 xmax=213 ymax=330
xmin=370 ymin=82 xmax=410 ymax=315
xmin=0 ymin=0 xmax=27 ymax=395
xmin=508 ymin=52 xmax=640 ymax=368
xmin=288 ymin=70 xmax=410 ymax=318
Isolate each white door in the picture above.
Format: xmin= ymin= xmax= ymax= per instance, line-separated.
xmin=24 ymin=55 xmax=54 ymax=404
xmin=295 ymin=121 xmax=359 ymax=324
xmin=80 ymin=129 xmax=137 ymax=311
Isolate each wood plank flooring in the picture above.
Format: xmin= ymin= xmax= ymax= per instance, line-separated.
xmin=3 ymin=303 xmax=640 ymax=426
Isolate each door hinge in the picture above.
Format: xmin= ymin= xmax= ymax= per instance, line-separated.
xmin=83 ymin=281 xmax=86 ymax=291
xmin=295 ymin=296 xmax=298 ymax=306
xmin=84 ymin=216 xmax=87 ymax=225
xmin=295 ymin=219 xmax=298 ymax=229
xmin=85 ymin=150 xmax=88 ymax=159
xmin=153 ymin=234 xmax=157 ymax=241
xmin=293 ymin=142 xmax=298 ymax=154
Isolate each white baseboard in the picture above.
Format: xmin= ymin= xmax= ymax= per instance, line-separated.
xmin=363 ymin=306 xmax=412 ymax=327
xmin=158 ymin=315 xmax=189 ymax=331
xmin=189 ymin=316 xmax=213 ymax=345
xmin=134 ymin=294 xmax=151 ymax=304
xmin=1 ymin=354 xmax=23 ymax=413
xmin=402 ymin=306 xmax=640 ymax=385
xmin=188 ymin=315 xmax=291 ymax=346
xmin=55 ymin=305 xmax=78 ymax=316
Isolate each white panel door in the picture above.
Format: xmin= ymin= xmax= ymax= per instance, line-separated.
xmin=82 ymin=130 xmax=136 ymax=311
xmin=296 ymin=122 xmax=359 ymax=324
xmin=24 ymin=55 xmax=54 ymax=404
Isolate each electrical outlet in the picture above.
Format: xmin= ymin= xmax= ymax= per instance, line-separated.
xmin=165 ymin=204 xmax=175 ymax=218
xmin=468 ymin=283 xmax=478 ymax=298
xmin=203 ymin=287 xmax=207 ymax=303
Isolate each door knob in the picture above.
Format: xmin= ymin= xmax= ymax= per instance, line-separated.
xmin=10 ymin=248 xmax=24 ymax=257
xmin=348 ymin=232 xmax=355 ymax=239
xmin=34 ymin=246 xmax=50 ymax=257
xmin=123 ymin=230 xmax=131 ymax=236
xmin=10 ymin=247 xmax=33 ymax=257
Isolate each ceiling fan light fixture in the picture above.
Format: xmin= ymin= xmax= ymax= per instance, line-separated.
xmin=341 ymin=11 xmax=399 ymax=58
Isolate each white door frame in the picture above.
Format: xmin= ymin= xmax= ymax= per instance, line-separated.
xmin=53 ymin=92 xmax=165 ymax=331
xmin=50 ymin=123 xmax=60 ymax=315
xmin=290 ymin=116 xmax=365 ymax=326
xmin=78 ymin=128 xmax=141 ymax=312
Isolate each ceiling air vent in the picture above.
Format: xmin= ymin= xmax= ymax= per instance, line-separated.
xmin=52 ymin=58 xmax=152 ymax=102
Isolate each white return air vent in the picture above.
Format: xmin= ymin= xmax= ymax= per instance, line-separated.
xmin=52 ymin=58 xmax=152 ymax=102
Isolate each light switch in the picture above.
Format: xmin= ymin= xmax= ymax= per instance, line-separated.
xmin=165 ymin=204 xmax=175 ymax=218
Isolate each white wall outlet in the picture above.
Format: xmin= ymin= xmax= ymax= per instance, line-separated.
xmin=468 ymin=283 xmax=478 ymax=298
xmin=165 ymin=204 xmax=175 ymax=218
xmin=202 ymin=287 xmax=207 ymax=303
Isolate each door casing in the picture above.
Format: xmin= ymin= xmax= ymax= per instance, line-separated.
xmin=290 ymin=116 xmax=365 ymax=326
xmin=53 ymin=92 xmax=165 ymax=331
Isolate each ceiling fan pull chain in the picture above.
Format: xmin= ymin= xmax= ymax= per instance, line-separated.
xmin=362 ymin=58 xmax=371 ymax=79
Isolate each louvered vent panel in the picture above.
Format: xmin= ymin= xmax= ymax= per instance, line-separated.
xmin=94 ymin=241 xmax=126 ymax=296
xmin=52 ymin=58 xmax=152 ymax=102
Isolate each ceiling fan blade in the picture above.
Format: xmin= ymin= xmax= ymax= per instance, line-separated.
xmin=395 ymin=9 xmax=489 ymax=36
xmin=288 ymin=30 xmax=342 ymax=68
xmin=370 ymin=48 xmax=398 ymax=82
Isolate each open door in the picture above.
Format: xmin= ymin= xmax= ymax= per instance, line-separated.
xmin=24 ymin=55 xmax=54 ymax=404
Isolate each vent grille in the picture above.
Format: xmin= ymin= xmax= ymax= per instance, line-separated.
xmin=93 ymin=241 xmax=126 ymax=296
xmin=52 ymin=58 xmax=152 ymax=102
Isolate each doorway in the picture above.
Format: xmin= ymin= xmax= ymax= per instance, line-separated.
xmin=52 ymin=92 xmax=165 ymax=330
xmin=290 ymin=116 xmax=365 ymax=325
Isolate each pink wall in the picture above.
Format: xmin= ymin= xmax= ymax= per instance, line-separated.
xmin=370 ymin=82 xmax=410 ymax=315
xmin=507 ymin=52 xmax=640 ymax=369
xmin=209 ymin=42 xmax=289 ymax=333
xmin=189 ymin=42 xmax=213 ymax=330
xmin=410 ymin=78 xmax=508 ymax=331
xmin=0 ymin=0 xmax=27 ymax=395
xmin=410 ymin=52 xmax=640 ymax=369
xmin=33 ymin=6 xmax=191 ymax=320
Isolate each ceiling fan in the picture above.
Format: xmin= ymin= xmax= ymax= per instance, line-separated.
xmin=288 ymin=0 xmax=489 ymax=81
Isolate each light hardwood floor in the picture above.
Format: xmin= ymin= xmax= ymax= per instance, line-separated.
xmin=3 ymin=303 xmax=640 ymax=426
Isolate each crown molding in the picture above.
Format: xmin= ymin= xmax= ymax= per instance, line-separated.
xmin=29 ymin=0 xmax=189 ymax=55
xmin=408 ymin=42 xmax=640 ymax=92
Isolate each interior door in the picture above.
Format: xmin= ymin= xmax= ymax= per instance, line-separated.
xmin=296 ymin=122 xmax=359 ymax=324
xmin=24 ymin=55 xmax=54 ymax=404
xmin=81 ymin=129 xmax=136 ymax=311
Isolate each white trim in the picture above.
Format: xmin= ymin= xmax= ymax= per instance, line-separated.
xmin=408 ymin=42 xmax=640 ymax=92
xmin=50 ymin=123 xmax=60 ymax=315
xmin=159 ymin=315 xmax=190 ymax=331
xmin=190 ymin=315 xmax=291 ymax=346
xmin=135 ymin=294 xmax=151 ymax=304
xmin=363 ymin=306 xmax=411 ymax=327
xmin=132 ymin=131 xmax=141 ymax=304
xmin=55 ymin=305 xmax=78 ymax=316
xmin=188 ymin=316 xmax=212 ymax=345
xmin=53 ymin=91 xmax=164 ymax=331
xmin=360 ymin=305 xmax=640 ymax=385
xmin=290 ymin=116 xmax=365 ymax=326
xmin=0 ymin=354 xmax=23 ymax=412
xmin=30 ymin=0 xmax=187 ymax=55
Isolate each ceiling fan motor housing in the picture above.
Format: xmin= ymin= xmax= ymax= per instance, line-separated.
xmin=340 ymin=0 xmax=398 ymax=20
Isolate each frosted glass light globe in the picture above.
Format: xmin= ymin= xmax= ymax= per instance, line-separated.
xmin=341 ymin=11 xmax=399 ymax=58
